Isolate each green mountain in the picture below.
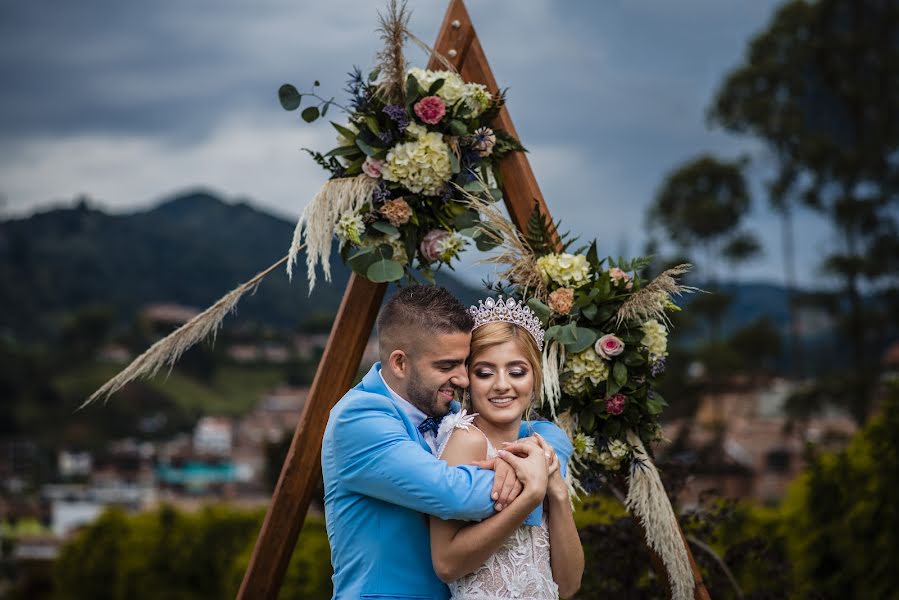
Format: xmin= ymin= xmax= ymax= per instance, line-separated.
xmin=0 ymin=191 xmax=480 ymax=343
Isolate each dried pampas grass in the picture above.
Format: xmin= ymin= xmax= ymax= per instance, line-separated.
xmin=625 ymin=429 xmax=695 ymax=600
xmin=287 ymin=175 xmax=377 ymax=291
xmin=456 ymin=182 xmax=548 ymax=301
xmin=406 ymin=30 xmax=458 ymax=73
xmin=616 ymin=263 xmax=696 ymax=326
xmin=77 ymin=252 xmax=297 ymax=410
xmin=375 ymin=0 xmax=411 ymax=103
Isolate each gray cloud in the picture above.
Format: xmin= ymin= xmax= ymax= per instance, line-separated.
xmin=0 ymin=0 xmax=835 ymax=286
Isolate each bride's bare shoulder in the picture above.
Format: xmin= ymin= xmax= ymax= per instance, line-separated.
xmin=440 ymin=426 xmax=489 ymax=466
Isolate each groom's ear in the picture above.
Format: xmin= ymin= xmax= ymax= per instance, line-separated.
xmin=387 ymin=349 xmax=408 ymax=379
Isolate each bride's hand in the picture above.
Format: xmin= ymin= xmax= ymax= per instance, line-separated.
xmin=527 ymin=433 xmax=567 ymax=501
xmin=496 ymin=442 xmax=548 ymax=508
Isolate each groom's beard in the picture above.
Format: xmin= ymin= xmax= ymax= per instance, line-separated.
xmin=406 ymin=367 xmax=456 ymax=418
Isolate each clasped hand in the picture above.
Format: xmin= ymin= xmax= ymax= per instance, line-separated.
xmin=469 ymin=434 xmax=561 ymax=511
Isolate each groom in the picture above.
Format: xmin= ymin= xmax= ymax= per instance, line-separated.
xmin=322 ymin=285 xmax=572 ymax=599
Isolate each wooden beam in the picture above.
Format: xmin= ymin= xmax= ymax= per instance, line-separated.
xmin=236 ymin=274 xmax=385 ymax=599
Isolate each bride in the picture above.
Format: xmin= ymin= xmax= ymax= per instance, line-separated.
xmin=430 ymin=298 xmax=584 ymax=599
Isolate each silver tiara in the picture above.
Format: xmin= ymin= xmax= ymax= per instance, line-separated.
xmin=469 ymin=296 xmax=545 ymax=350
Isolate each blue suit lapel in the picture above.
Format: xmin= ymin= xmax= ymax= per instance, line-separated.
xmin=362 ymin=363 xmax=433 ymax=454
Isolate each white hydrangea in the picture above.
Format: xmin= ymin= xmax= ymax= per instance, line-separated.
xmin=537 ymin=253 xmax=592 ymax=288
xmin=382 ymin=131 xmax=452 ymax=196
xmin=405 ymin=122 xmax=428 ymax=140
xmin=598 ymin=438 xmax=630 ymax=470
xmin=561 ymin=347 xmax=609 ymax=395
xmin=640 ymin=319 xmax=668 ymax=356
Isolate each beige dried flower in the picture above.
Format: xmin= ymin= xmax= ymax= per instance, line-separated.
xmin=548 ymin=287 xmax=574 ymax=315
xmin=380 ymin=198 xmax=413 ymax=227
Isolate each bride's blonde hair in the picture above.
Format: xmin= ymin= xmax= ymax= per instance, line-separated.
xmin=467 ymin=322 xmax=543 ymax=413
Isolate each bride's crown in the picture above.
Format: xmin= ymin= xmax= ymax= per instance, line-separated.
xmin=469 ymin=296 xmax=545 ymax=350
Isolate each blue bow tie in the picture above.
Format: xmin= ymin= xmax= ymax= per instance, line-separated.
xmin=417 ymin=416 xmax=443 ymax=436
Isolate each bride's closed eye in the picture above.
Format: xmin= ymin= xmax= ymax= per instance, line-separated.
xmin=472 ymin=367 xmax=529 ymax=378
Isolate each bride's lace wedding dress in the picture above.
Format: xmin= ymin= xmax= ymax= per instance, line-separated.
xmin=435 ymin=412 xmax=559 ymax=600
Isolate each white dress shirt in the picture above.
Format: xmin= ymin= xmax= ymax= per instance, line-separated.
xmin=379 ymin=370 xmax=438 ymax=453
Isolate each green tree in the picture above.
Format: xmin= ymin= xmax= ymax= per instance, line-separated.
xmin=649 ymin=155 xmax=756 ymax=286
xmin=709 ymin=0 xmax=899 ymax=419
xmin=780 ymin=380 xmax=899 ymax=599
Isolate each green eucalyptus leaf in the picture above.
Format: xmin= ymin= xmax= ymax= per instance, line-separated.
xmin=582 ymin=304 xmax=598 ymax=320
xmin=427 ymin=78 xmax=445 ymax=95
xmin=453 ymin=209 xmax=479 ymax=230
xmin=278 ymin=84 xmax=302 ymax=111
xmin=371 ymin=221 xmax=399 ymax=237
xmin=565 ymin=327 xmax=597 ymax=353
xmin=475 ymin=235 xmax=500 ymax=251
xmin=557 ymin=323 xmax=578 ymax=345
xmin=367 ymin=259 xmax=404 ymax=283
xmin=527 ymin=298 xmax=552 ymax=326
xmin=301 ymin=106 xmax=320 ymax=122
xmin=545 ymin=325 xmax=562 ymax=342
xmin=347 ymin=248 xmax=379 ymax=273
xmin=368 ymin=67 xmax=381 ymax=82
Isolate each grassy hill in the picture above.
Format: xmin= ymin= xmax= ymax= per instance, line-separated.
xmin=0 ymin=191 xmax=480 ymax=343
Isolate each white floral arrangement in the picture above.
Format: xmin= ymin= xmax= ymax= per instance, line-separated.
xmin=277 ymin=6 xmax=525 ymax=289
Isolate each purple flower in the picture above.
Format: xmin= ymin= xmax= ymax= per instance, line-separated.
xmin=650 ymin=355 xmax=667 ymax=377
xmin=372 ymin=180 xmax=389 ymax=203
xmin=383 ymin=104 xmax=409 ymax=131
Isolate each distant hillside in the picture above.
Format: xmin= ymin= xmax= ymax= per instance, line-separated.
xmin=0 ymin=192 xmax=480 ymax=342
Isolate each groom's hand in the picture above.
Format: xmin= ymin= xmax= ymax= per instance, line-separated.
xmin=469 ymin=457 xmax=523 ymax=511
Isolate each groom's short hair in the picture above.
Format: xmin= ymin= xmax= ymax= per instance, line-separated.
xmin=377 ymin=285 xmax=474 ymax=358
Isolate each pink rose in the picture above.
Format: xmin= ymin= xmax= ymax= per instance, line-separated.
xmin=413 ymin=96 xmax=446 ymax=125
xmin=608 ymin=267 xmax=632 ymax=289
xmin=420 ymin=229 xmax=449 ymax=262
xmin=362 ymin=157 xmax=384 ymax=178
xmin=594 ymin=334 xmax=625 ymax=359
xmin=606 ymin=393 xmax=627 ymax=415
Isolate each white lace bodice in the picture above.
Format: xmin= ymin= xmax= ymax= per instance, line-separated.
xmin=436 ymin=412 xmax=559 ymax=600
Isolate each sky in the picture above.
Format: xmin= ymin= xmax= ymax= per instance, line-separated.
xmin=0 ymin=0 xmax=836 ymax=288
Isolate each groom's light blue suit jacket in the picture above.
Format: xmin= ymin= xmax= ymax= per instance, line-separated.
xmin=322 ymin=363 xmax=573 ymax=600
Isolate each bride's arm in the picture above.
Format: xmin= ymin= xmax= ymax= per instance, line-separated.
xmin=544 ymin=453 xmax=584 ymax=598
xmin=430 ymin=428 xmax=546 ymax=583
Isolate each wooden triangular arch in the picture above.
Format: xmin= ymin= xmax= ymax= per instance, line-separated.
xmin=237 ymin=2 xmax=710 ymax=598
